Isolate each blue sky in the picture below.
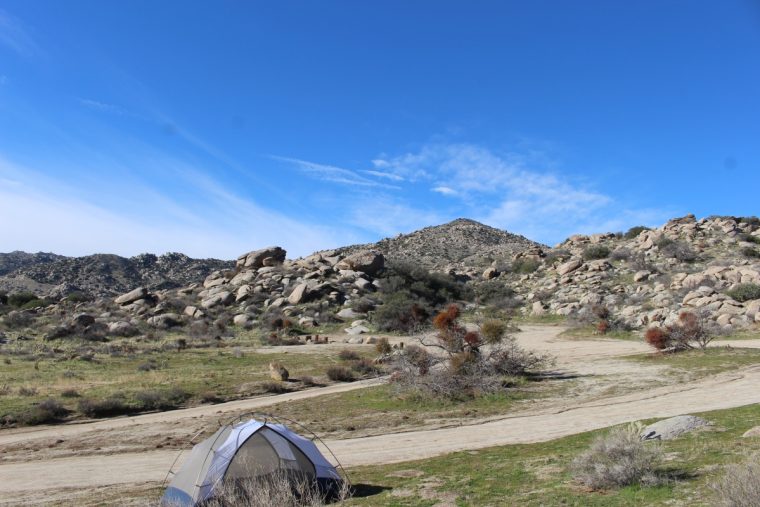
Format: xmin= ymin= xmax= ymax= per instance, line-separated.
xmin=1 ymin=1 xmax=759 ymax=258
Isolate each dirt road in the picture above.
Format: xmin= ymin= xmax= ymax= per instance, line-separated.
xmin=2 ymin=326 xmax=760 ymax=503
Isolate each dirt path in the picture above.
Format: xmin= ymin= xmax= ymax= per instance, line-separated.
xmin=2 ymin=326 xmax=760 ymax=503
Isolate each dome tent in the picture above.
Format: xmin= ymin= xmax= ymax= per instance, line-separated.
xmin=161 ymin=416 xmax=344 ymax=506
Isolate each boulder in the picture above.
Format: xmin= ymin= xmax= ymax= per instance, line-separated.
xmin=482 ymin=267 xmax=499 ymax=280
xmin=557 ymin=259 xmax=583 ymax=276
xmin=201 ymin=291 xmax=234 ymax=309
xmin=114 ymin=287 xmax=148 ymax=305
xmin=269 ymin=362 xmax=289 ymax=381
xmin=531 ymin=301 xmax=547 ymax=316
xmin=288 ymin=283 xmax=310 ymax=305
xmin=336 ymin=250 xmax=385 ymax=276
xmin=633 ymin=271 xmax=651 ymax=283
xmin=147 ymin=313 xmax=181 ymax=329
xmin=71 ymin=313 xmax=96 ymax=328
xmin=742 ymin=426 xmax=760 ymax=438
xmin=233 ymin=314 xmax=254 ymax=328
xmin=237 ymin=247 xmax=286 ymax=269
xmin=640 ymin=415 xmax=710 ymax=441
xmin=183 ymin=305 xmax=205 ymax=319
xmin=336 ymin=308 xmax=363 ymax=320
xmin=107 ymin=321 xmax=138 ymax=337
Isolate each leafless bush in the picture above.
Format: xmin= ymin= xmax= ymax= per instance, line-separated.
xmin=571 ymin=424 xmax=663 ymax=490
xmin=711 ymin=454 xmax=760 ymax=507
xmin=390 ymin=305 xmax=551 ymax=400
xmin=645 ymin=311 xmax=720 ymax=352
xmin=194 ymin=471 xmax=349 ymax=507
xmin=326 ymin=366 xmax=354 ymax=382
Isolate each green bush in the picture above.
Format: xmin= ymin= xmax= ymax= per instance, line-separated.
xmin=742 ymin=247 xmax=760 ymax=259
xmin=510 ymin=258 xmax=540 ymax=274
xmin=583 ymin=245 xmax=611 ymax=260
xmin=624 ymin=226 xmax=650 ymax=239
xmin=739 ymin=233 xmax=760 ymax=245
xmin=7 ymin=292 xmax=39 ymax=308
xmin=656 ymin=238 xmax=697 ymax=262
xmin=726 ymin=283 xmax=760 ymax=302
xmin=372 ymin=292 xmax=428 ymax=332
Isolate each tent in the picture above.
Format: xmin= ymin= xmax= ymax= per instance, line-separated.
xmin=161 ymin=418 xmax=344 ymax=506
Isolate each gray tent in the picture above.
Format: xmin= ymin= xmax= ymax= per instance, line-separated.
xmin=161 ymin=418 xmax=343 ymax=506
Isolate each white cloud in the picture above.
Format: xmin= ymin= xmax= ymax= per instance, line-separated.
xmin=271 ymin=155 xmax=400 ymax=189
xmin=374 ymin=143 xmax=671 ymax=244
xmin=78 ymin=98 xmax=125 ymax=115
xmin=0 ymin=9 xmax=38 ymax=56
xmin=346 ymin=197 xmax=445 ymax=238
xmin=0 ymin=156 xmax=358 ymax=259
xmin=361 ymin=169 xmax=405 ymax=182
xmin=432 ymin=186 xmax=457 ymax=196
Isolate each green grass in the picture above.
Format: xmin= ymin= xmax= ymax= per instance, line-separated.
xmin=626 ymin=346 xmax=760 ymax=377
xmin=342 ymin=403 xmax=760 ymax=506
xmin=264 ymin=378 xmax=563 ymax=438
xmin=0 ymin=340 xmax=368 ymax=424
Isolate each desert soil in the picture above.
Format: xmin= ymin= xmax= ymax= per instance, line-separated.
xmin=2 ymin=325 xmax=760 ymax=505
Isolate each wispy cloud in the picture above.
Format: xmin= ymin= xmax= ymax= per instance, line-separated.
xmin=372 ymin=143 xmax=672 ymax=244
xmin=272 ymin=155 xmax=401 ymax=189
xmin=0 ymin=9 xmax=38 ymax=56
xmin=78 ymin=98 xmax=126 ymax=115
xmin=346 ymin=196 xmax=445 ymax=237
xmin=361 ymin=169 xmax=405 ymax=182
xmin=0 ymin=155 xmax=360 ymax=258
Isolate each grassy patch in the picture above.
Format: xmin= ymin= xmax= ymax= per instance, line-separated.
xmin=342 ymin=403 xmax=760 ymax=506
xmin=265 ymin=380 xmax=556 ymax=438
xmin=625 ymin=347 xmax=760 ymax=377
xmin=560 ymin=326 xmax=639 ymax=341
xmin=0 ymin=343 xmax=359 ymax=424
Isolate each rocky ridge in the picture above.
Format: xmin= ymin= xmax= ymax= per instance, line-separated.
xmin=0 ymin=252 xmax=233 ymax=299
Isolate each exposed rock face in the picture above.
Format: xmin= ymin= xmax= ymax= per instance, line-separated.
xmin=336 ymin=250 xmax=385 ymax=276
xmin=236 ymin=247 xmax=286 ymax=269
xmin=115 ymin=287 xmax=149 ymax=305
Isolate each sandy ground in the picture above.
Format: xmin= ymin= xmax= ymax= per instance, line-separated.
xmin=2 ymin=326 xmax=760 ymax=504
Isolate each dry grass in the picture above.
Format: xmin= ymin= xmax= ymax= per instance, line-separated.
xmin=711 ymin=453 xmax=760 ymax=507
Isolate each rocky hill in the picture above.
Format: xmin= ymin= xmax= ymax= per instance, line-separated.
xmin=335 ymin=218 xmax=543 ymax=271
xmin=0 ymin=252 xmax=233 ymax=298
xmin=2 ymin=215 xmax=759 ymax=347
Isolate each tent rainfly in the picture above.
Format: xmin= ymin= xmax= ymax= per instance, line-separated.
xmin=161 ymin=419 xmax=343 ymax=506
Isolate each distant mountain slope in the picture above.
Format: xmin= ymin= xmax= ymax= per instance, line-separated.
xmin=0 ymin=252 xmax=234 ymax=298
xmin=334 ymin=218 xmax=544 ymax=270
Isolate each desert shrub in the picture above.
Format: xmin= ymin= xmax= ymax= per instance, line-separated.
xmin=351 ymin=297 xmax=376 ymax=314
xmin=201 ymin=469 xmax=347 ymax=507
xmin=2 ymin=310 xmax=34 ymax=329
xmin=64 ymin=291 xmax=92 ymax=303
xmin=18 ymin=386 xmax=38 ymax=397
xmin=741 ymin=247 xmax=760 ymax=259
xmin=510 ymin=258 xmax=540 ymax=274
xmin=338 ymin=349 xmax=360 ymax=361
xmin=645 ymin=311 xmax=718 ymax=351
xmin=571 ymin=424 xmax=663 ymax=490
xmin=645 ymin=327 xmax=669 ymax=350
xmin=60 ymin=388 xmax=80 ymax=398
xmin=583 ymin=245 xmax=611 ymax=260
xmin=710 ymin=454 xmax=760 ymax=507
xmin=609 ymin=247 xmax=632 ymax=261
xmin=375 ymin=337 xmax=392 ymax=354
xmin=372 ymin=292 xmax=428 ymax=333
xmin=16 ymin=399 xmax=69 ymax=426
xmin=624 ymin=225 xmax=651 ymax=239
xmin=78 ymin=396 xmax=135 ymax=418
xmin=379 ymin=261 xmax=469 ymax=306
xmin=135 ymin=387 xmax=189 ymax=411
xmin=656 ymin=238 xmax=697 ymax=262
xmin=392 ymin=305 xmax=551 ymax=400
xmin=475 ymin=281 xmax=515 ymax=304
xmin=480 ymin=319 xmax=507 ymax=344
xmin=350 ymin=358 xmax=381 ymax=376
xmin=739 ymin=233 xmax=760 ymax=245
xmin=260 ymin=381 xmax=291 ymax=394
xmin=326 ymin=365 xmax=355 ymax=382
xmin=726 ymin=283 xmax=760 ymax=302
xmin=7 ymin=292 xmax=39 ymax=308
xmin=300 ymin=376 xmax=320 ymax=387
